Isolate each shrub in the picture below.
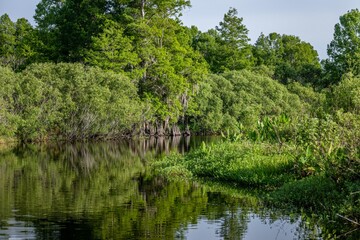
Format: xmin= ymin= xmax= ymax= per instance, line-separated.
xmin=5 ymin=63 xmax=143 ymax=141
xmin=0 ymin=66 xmax=19 ymax=138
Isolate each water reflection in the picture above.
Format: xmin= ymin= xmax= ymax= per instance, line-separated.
xmin=175 ymin=191 xmax=321 ymax=240
xmin=0 ymin=217 xmax=36 ymax=240
xmin=0 ymin=137 xmax=322 ymax=239
xmin=182 ymin=214 xmax=319 ymax=240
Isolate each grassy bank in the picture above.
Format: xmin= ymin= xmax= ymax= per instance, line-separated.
xmin=153 ymin=141 xmax=297 ymax=187
xmin=152 ymin=139 xmax=360 ymax=239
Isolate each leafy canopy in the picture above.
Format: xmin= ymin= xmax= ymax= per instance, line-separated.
xmin=325 ymin=9 xmax=360 ymax=84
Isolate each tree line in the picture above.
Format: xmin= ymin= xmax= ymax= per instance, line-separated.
xmin=0 ymin=0 xmax=359 ymax=141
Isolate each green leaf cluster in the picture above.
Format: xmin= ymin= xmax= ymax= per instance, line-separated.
xmin=1 ymin=4 xmax=360 ymax=140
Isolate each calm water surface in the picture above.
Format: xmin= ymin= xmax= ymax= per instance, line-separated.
xmin=0 ymin=137 xmax=321 ymax=239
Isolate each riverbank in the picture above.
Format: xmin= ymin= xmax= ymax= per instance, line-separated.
xmin=152 ymin=140 xmax=360 ymax=239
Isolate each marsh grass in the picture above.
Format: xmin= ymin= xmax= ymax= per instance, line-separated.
xmin=269 ymin=176 xmax=360 ymax=239
xmin=152 ymin=140 xmax=296 ymax=187
xmin=269 ymin=175 xmax=342 ymax=209
xmin=152 ymin=140 xmax=360 ymax=239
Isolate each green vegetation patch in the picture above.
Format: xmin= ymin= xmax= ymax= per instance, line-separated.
xmin=269 ymin=175 xmax=342 ymax=209
xmin=153 ymin=141 xmax=296 ymax=187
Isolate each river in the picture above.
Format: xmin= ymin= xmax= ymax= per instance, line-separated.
xmin=0 ymin=137 xmax=322 ymax=239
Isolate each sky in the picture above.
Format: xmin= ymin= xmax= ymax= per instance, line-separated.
xmin=1 ymin=0 xmax=359 ymax=59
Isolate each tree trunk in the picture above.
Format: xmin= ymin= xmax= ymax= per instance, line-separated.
xmin=183 ymin=125 xmax=191 ymax=136
xmin=156 ymin=121 xmax=165 ymax=136
xmin=141 ymin=0 xmax=146 ymax=19
xmin=170 ymin=125 xmax=181 ymax=136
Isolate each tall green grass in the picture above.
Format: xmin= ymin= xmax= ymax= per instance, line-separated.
xmin=152 ymin=141 xmax=296 ymax=187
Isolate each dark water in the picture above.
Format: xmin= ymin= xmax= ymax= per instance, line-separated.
xmin=0 ymin=137 xmax=322 ymax=240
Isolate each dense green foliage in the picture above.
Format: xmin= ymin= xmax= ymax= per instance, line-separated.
xmin=0 ymin=3 xmax=359 ymax=237
xmin=0 ymin=63 xmax=142 ymax=141
xmin=1 ymin=2 xmax=359 ymax=139
xmin=0 ymin=66 xmax=18 ymax=138
xmin=188 ymin=70 xmax=306 ymax=133
xmin=324 ymin=9 xmax=360 ymax=84
xmin=0 ymin=14 xmax=39 ymax=71
xmin=192 ymin=8 xmax=254 ymax=73
xmin=32 ymin=0 xmax=207 ymax=128
xmin=154 ymin=120 xmax=359 ymax=237
xmin=253 ymin=33 xmax=321 ymax=84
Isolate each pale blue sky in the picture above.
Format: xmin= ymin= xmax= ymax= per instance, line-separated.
xmin=1 ymin=0 xmax=360 ymax=59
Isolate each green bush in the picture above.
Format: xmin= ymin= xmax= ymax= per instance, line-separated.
xmin=330 ymin=73 xmax=360 ymax=114
xmin=0 ymin=63 xmax=144 ymax=141
xmin=189 ymin=70 xmax=308 ymax=133
xmin=0 ymin=66 xmax=19 ymax=138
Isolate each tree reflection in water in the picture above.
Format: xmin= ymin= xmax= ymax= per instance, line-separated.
xmin=0 ymin=137 xmax=321 ymax=239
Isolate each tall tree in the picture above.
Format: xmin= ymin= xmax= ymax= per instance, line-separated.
xmin=215 ymin=7 xmax=254 ymax=71
xmin=0 ymin=14 xmax=16 ymax=68
xmin=13 ymin=18 xmax=39 ymax=70
xmin=216 ymin=7 xmax=250 ymax=49
xmin=34 ymin=0 xmax=108 ymax=62
xmin=0 ymin=14 xmax=38 ymax=70
xmin=193 ymin=8 xmax=253 ymax=73
xmin=84 ymin=19 xmax=140 ymax=73
xmin=253 ymin=32 xmax=283 ymax=66
xmin=110 ymin=0 xmax=190 ymax=21
xmin=112 ymin=0 xmax=207 ymax=128
xmin=192 ymin=29 xmax=221 ymax=72
xmin=34 ymin=0 xmax=207 ymax=129
xmin=325 ymin=9 xmax=360 ymax=84
xmin=254 ymin=33 xmax=321 ymax=84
